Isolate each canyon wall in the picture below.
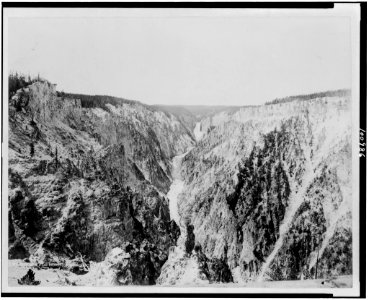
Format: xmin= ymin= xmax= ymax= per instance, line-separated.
xmin=178 ymin=94 xmax=352 ymax=281
xmin=8 ymin=81 xmax=194 ymax=284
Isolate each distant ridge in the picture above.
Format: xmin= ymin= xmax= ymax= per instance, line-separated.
xmin=265 ymin=89 xmax=351 ymax=106
xmin=59 ymin=92 xmax=145 ymax=112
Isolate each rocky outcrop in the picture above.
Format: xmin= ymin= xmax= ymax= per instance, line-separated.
xmin=75 ymin=244 xmax=175 ymax=286
xmin=193 ymin=243 xmax=233 ymax=283
xmin=17 ymin=269 xmax=40 ymax=285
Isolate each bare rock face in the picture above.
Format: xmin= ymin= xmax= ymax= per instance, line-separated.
xmin=179 ymin=94 xmax=352 ymax=282
xmin=96 ymin=244 xmax=163 ymax=286
xmin=194 ymin=244 xmax=233 ymax=283
xmin=74 ymin=244 xmax=177 ymax=286
xmin=8 ymin=240 xmax=29 ymax=259
xmin=8 ymin=81 xmax=190 ymax=284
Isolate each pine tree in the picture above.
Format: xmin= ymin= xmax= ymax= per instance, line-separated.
xmin=30 ymin=143 xmax=34 ymax=157
xmin=55 ymin=147 xmax=58 ymax=169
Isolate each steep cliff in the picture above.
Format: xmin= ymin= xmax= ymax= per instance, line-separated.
xmin=175 ymin=93 xmax=352 ymax=283
xmin=8 ymin=80 xmax=192 ymax=284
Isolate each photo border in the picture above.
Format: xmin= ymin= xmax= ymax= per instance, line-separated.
xmin=1 ymin=1 xmax=366 ymax=298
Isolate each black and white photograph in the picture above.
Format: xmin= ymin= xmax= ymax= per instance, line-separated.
xmin=1 ymin=3 xmax=364 ymax=297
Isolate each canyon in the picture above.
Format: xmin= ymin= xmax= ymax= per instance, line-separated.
xmin=7 ymin=79 xmax=352 ymax=287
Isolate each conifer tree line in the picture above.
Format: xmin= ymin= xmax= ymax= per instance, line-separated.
xmin=8 ymin=72 xmax=41 ymax=98
xmin=59 ymin=92 xmax=140 ymax=111
xmin=265 ymin=89 xmax=351 ymax=105
xmin=9 ymin=72 xmax=142 ymax=112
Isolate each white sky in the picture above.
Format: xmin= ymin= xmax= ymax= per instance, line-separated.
xmin=7 ymin=8 xmax=353 ymax=106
